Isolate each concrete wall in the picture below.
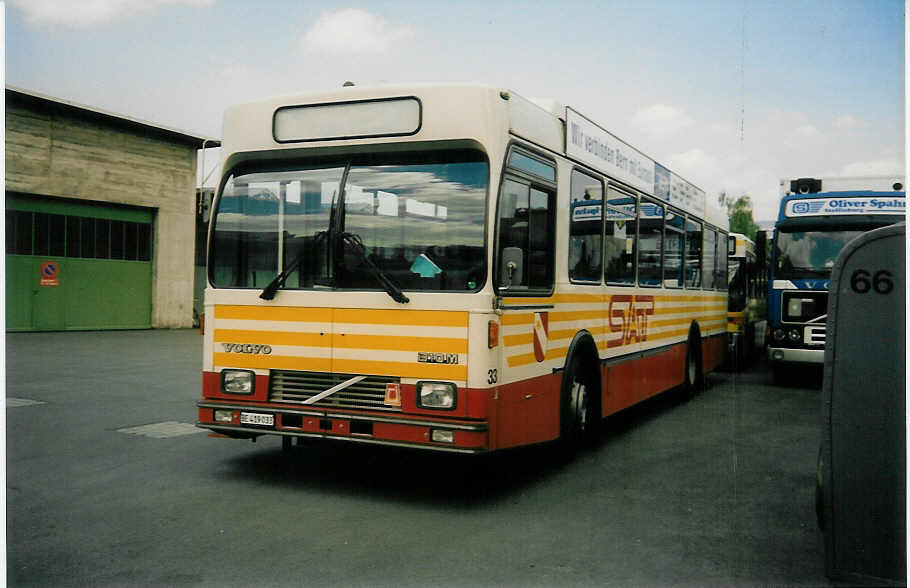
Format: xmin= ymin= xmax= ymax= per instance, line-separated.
xmin=5 ymin=99 xmax=200 ymax=328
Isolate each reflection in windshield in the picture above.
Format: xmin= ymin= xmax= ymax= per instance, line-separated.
xmin=210 ymin=151 xmax=488 ymax=293
xmin=775 ymin=230 xmax=866 ymax=276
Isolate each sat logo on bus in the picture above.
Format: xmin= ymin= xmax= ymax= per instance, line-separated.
xmin=608 ymin=295 xmax=655 ymax=348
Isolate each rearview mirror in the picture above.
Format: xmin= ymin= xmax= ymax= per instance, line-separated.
xmin=500 ymin=247 xmax=524 ymax=289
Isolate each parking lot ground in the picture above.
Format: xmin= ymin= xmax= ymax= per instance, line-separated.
xmin=6 ymin=330 xmax=841 ymax=587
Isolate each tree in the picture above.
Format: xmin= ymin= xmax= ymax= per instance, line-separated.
xmin=719 ymin=192 xmax=759 ymax=240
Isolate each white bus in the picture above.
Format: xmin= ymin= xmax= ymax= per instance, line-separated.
xmin=196 ymin=84 xmax=729 ymax=454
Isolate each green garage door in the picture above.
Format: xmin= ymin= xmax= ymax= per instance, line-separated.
xmin=6 ymin=193 xmax=154 ymax=331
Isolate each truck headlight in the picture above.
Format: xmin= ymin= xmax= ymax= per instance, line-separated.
xmin=221 ymin=370 xmax=255 ymax=395
xmin=417 ymin=381 xmax=456 ymax=409
xmin=788 ymin=329 xmax=801 ymax=342
xmin=214 ymin=409 xmax=234 ymax=423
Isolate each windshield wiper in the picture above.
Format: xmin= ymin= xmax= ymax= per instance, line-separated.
xmin=340 ymin=232 xmax=410 ymax=304
xmin=259 ymin=230 xmax=328 ymax=300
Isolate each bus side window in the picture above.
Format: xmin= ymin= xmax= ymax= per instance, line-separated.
xmin=568 ymin=169 xmax=603 ymax=283
xmin=497 ymin=178 xmax=555 ymax=291
xmin=638 ymin=199 xmax=663 ymax=287
xmin=527 ymin=187 xmax=554 ymax=289
xmin=703 ymin=229 xmax=716 ymax=290
xmin=715 ymin=230 xmax=728 ymax=289
xmin=685 ymin=218 xmax=702 ymax=288
xmin=605 ymin=188 xmax=636 ymax=285
xmin=663 ymin=210 xmax=685 ymax=288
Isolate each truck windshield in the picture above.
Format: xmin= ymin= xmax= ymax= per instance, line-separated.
xmin=774 ymin=229 xmax=867 ymax=277
xmin=210 ymin=150 xmax=489 ymax=293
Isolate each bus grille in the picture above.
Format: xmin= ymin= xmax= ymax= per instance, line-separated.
xmin=782 ymin=291 xmax=828 ymax=323
xmin=268 ymin=370 xmax=402 ymax=412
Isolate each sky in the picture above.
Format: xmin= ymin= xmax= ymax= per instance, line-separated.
xmin=5 ymin=0 xmax=906 ymax=221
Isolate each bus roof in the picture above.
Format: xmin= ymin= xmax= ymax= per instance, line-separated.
xmin=220 ymin=83 xmax=712 ymax=219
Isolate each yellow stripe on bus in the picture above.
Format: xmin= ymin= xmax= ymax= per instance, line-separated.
xmin=213 ymin=329 xmax=467 ymax=353
xmin=214 ymin=305 xmax=467 ymax=327
xmin=503 ymin=333 xmax=533 ymax=347
xmin=214 ymin=352 xmax=332 ymax=372
xmin=501 ymin=313 xmax=534 ymax=326
xmin=332 ymin=358 xmax=467 ymax=380
xmin=334 ymin=309 xmax=468 ymax=327
xmin=332 ymin=333 xmax=467 ymax=353
xmin=214 ymin=305 xmax=331 ymax=322
xmin=506 ymin=345 xmax=570 ymax=368
xmin=214 ymin=329 xmax=330 ymax=347
xmin=549 ymin=309 xmax=604 ymax=322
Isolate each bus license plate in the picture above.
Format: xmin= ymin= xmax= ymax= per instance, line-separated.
xmin=240 ymin=412 xmax=274 ymax=426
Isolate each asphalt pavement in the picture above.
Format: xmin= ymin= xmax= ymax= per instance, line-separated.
xmin=6 ymin=329 xmax=837 ymax=587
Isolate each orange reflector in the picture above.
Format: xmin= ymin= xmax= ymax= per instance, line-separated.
xmin=488 ymin=320 xmax=499 ymax=348
xmin=384 ymin=383 xmax=401 ymax=406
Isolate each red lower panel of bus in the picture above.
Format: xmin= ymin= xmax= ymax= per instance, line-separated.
xmin=199 ymin=335 xmax=725 ymax=453
xmin=492 ymin=372 xmax=562 ymax=450
xmin=603 ymin=335 xmax=725 ymax=416
xmin=604 ymin=345 xmax=685 ymax=415
xmin=198 ymin=405 xmax=489 ymax=451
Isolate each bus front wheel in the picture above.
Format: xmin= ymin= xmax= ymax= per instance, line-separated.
xmin=560 ymin=352 xmax=599 ymax=451
xmin=683 ymin=326 xmax=704 ymax=398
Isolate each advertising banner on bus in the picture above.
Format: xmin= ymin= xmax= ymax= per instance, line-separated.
xmin=566 ymin=107 xmax=655 ymax=195
xmin=566 ymin=108 xmax=705 ymax=218
xmin=784 ymin=197 xmax=906 ymax=218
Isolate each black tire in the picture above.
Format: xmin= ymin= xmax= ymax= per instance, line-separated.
xmin=682 ymin=326 xmax=704 ymax=398
xmin=560 ymin=353 xmax=598 ymax=451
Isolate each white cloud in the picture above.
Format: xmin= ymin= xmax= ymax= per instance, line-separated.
xmin=301 ymin=9 xmax=412 ymax=56
xmin=9 ymin=0 xmax=214 ymax=29
xmin=832 ymin=114 xmax=866 ymax=130
xmin=840 ymin=158 xmax=905 ymax=176
xmin=630 ymin=104 xmax=693 ymax=137
xmin=792 ymin=124 xmax=821 ymax=139
xmin=666 ymin=148 xmax=721 ymax=183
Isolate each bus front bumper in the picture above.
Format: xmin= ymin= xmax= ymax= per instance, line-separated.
xmin=197 ymin=401 xmax=490 ymax=454
xmin=767 ymin=346 xmax=824 ymax=364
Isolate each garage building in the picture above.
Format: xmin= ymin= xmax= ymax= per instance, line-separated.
xmin=5 ymin=86 xmax=218 ymax=331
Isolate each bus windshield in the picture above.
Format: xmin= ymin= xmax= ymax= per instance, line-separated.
xmin=774 ymin=229 xmax=868 ymax=277
xmin=210 ymin=150 xmax=489 ymax=293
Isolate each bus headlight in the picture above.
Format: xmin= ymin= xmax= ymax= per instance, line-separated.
xmin=773 ymin=329 xmax=786 ymax=342
xmin=221 ymin=370 xmax=255 ymax=395
xmin=417 ymin=381 xmax=457 ymax=409
xmin=788 ymin=329 xmax=801 ymax=342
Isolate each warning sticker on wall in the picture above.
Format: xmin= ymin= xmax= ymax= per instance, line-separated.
xmin=39 ymin=261 xmax=60 ymax=286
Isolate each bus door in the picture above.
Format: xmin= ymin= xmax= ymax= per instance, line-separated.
xmin=494 ymin=160 xmax=559 ymax=449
